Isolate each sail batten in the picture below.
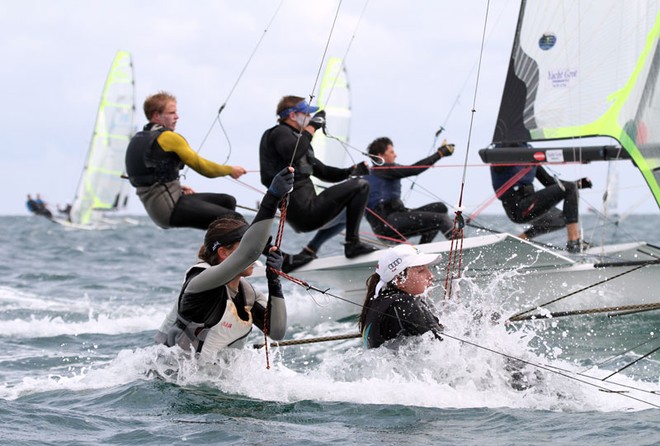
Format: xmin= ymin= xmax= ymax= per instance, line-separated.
xmin=69 ymin=51 xmax=135 ymax=225
xmin=311 ymin=57 xmax=351 ymax=191
xmin=491 ymin=0 xmax=660 ymax=208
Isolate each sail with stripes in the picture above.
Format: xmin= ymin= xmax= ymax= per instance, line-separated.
xmin=485 ymin=0 xmax=660 ymax=208
xmin=69 ymin=50 xmax=135 ymax=226
xmin=312 ymin=57 xmax=351 ymax=192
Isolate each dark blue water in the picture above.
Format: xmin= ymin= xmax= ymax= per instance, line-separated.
xmin=0 ymin=215 xmax=658 ymax=445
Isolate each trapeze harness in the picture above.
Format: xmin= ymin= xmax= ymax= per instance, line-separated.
xmin=165 ymin=263 xmax=262 ymax=355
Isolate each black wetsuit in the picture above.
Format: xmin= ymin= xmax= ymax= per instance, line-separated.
xmin=361 ymin=287 xmax=444 ymax=349
xmin=125 ymin=123 xmax=241 ymax=230
xmin=366 ymin=153 xmax=453 ymax=243
xmin=157 ymin=191 xmax=287 ymax=359
xmin=491 ymin=164 xmax=578 ymax=239
xmin=259 ymin=123 xmax=369 ymax=242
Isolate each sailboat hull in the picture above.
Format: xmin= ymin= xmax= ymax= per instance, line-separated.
xmin=257 ymin=235 xmax=660 ymax=321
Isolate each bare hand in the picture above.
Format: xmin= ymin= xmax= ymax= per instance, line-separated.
xmin=231 ymin=166 xmax=247 ymax=179
xmin=181 ymin=185 xmax=195 ymax=195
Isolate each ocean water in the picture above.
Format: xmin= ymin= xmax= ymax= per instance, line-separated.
xmin=0 ymin=214 xmax=658 ymax=446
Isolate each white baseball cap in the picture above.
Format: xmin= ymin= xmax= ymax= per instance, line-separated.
xmin=375 ymin=244 xmax=440 ymax=295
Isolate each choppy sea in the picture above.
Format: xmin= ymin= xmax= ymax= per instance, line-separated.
xmin=1 ymin=213 xmax=658 ymax=446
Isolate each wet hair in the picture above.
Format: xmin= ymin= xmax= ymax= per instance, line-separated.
xmin=143 ymin=91 xmax=176 ymax=121
xmin=276 ymin=95 xmax=305 ymax=123
xmin=358 ymin=273 xmax=380 ymax=332
xmin=367 ymin=137 xmax=393 ymax=157
xmin=197 ymin=215 xmax=248 ymax=266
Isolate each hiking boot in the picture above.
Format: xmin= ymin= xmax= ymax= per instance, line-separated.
xmin=344 ymin=240 xmax=378 ymax=259
xmin=281 ymin=249 xmax=316 ymax=273
xmin=566 ymin=239 xmax=591 ymax=254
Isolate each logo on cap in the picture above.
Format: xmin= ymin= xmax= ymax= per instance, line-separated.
xmin=388 ymin=257 xmax=403 ymax=271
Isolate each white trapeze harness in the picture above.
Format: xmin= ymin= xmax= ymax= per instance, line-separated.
xmin=166 ymin=263 xmax=265 ymax=360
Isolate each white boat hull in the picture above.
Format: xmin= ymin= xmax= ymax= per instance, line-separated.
xmin=256 ymin=234 xmax=660 ymax=321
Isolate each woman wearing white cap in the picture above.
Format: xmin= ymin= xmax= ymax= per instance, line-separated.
xmin=358 ymin=244 xmax=444 ymax=349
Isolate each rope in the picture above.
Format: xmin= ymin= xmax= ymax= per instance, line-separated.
xmin=260 ymin=263 xmax=659 ymax=408
xmin=183 ymin=0 xmax=285 ymax=177
xmin=319 ymin=0 xmax=370 ymax=107
xmin=254 ymin=332 xmax=361 ymax=349
xmin=262 ymin=298 xmax=271 ymax=369
xmin=508 ymin=302 xmax=660 ymax=322
xmin=507 ymin=260 xmax=660 ymax=322
xmin=364 ymin=207 xmax=411 ymax=244
xmin=466 ymin=165 xmax=533 ymax=224
xmin=440 ymin=1 xmax=492 ymax=301
xmin=287 ymin=0 xmax=344 ymax=169
xmin=601 ymin=343 xmax=660 ymax=381
xmin=443 ymin=211 xmax=465 ymax=301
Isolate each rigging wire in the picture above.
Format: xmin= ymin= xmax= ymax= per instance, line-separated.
xmin=181 ymin=0 xmax=285 ymax=178
xmin=318 ymin=0 xmax=370 ymax=108
xmin=405 ymin=0 xmax=513 ymax=202
xmin=442 ymin=0 xmax=492 ymax=303
xmin=507 ymin=260 xmax=660 ymax=322
xmin=285 ymin=0 xmax=344 ymax=169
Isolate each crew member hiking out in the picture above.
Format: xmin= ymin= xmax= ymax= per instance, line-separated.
xmin=365 ymin=136 xmax=456 ymax=244
xmin=259 ymin=95 xmax=377 ymax=269
xmin=125 ymin=91 xmax=246 ymax=230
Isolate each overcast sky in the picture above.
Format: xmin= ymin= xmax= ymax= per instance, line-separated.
xmin=1 ymin=0 xmax=657 ymax=217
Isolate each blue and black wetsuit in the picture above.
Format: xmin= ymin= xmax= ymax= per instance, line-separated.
xmin=366 ymin=153 xmax=452 ymax=243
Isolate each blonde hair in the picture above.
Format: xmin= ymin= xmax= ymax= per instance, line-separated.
xmin=143 ymin=91 xmax=176 ymax=121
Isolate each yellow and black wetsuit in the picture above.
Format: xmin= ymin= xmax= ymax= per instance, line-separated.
xmin=126 ymin=123 xmax=241 ymax=230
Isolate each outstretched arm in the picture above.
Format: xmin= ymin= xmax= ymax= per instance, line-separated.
xmin=157 ymin=131 xmax=234 ymax=177
xmin=186 ymin=168 xmax=294 ymax=293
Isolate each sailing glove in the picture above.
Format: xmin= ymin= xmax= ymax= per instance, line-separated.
xmin=576 ymin=177 xmax=593 ymax=189
xmin=348 ymin=162 xmax=370 ymax=177
xmin=309 ymin=110 xmax=326 ymax=132
xmin=267 ymin=167 xmax=294 ymax=198
xmin=438 ymin=143 xmax=455 ymax=157
xmin=266 ymin=248 xmax=284 ymax=279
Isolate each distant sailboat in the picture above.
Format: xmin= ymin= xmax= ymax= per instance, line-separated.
xmin=60 ymin=50 xmax=136 ymax=228
xmin=311 ymin=56 xmax=351 ymax=192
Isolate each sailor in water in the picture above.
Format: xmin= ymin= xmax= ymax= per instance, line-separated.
xmin=155 ymin=167 xmax=293 ymax=361
xmin=358 ymin=244 xmax=444 ymax=349
xmin=125 ymin=91 xmax=247 ymax=230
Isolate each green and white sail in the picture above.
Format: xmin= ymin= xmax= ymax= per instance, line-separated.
xmin=490 ymin=0 xmax=660 ymax=208
xmin=69 ymin=50 xmax=135 ymax=225
xmin=312 ymin=57 xmax=351 ymax=192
